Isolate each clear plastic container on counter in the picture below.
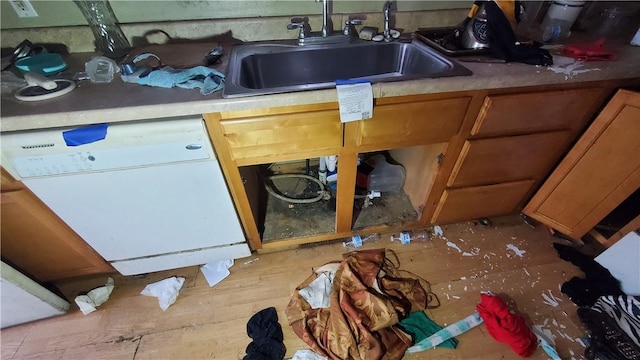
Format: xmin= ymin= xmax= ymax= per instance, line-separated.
xmin=540 ymin=0 xmax=586 ymax=42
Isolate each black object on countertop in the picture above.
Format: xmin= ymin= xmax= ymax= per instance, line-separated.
xmin=484 ymin=0 xmax=553 ymax=66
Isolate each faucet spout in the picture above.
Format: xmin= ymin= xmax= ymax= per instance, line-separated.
xmin=383 ymin=0 xmax=394 ymax=41
xmin=315 ymin=0 xmax=329 ymax=37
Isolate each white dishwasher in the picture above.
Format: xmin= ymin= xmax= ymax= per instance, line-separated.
xmin=1 ymin=117 xmax=250 ymax=275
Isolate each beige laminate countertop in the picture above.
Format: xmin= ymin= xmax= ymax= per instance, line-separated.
xmin=2 ymin=40 xmax=640 ymax=133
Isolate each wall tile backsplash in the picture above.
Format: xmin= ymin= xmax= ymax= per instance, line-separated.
xmin=1 ymin=9 xmax=466 ymax=54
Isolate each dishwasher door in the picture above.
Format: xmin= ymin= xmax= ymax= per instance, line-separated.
xmin=2 ymin=118 xmax=250 ymax=275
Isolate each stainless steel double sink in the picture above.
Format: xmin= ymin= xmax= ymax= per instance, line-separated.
xmin=222 ymin=39 xmax=472 ymax=98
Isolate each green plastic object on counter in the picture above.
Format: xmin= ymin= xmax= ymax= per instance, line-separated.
xmin=14 ymin=53 xmax=67 ymax=76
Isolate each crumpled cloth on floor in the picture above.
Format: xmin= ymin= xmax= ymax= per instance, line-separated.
xmin=476 ymin=293 xmax=537 ymax=357
xmin=554 ymin=242 xmax=624 ymax=307
xmin=398 ymin=311 xmax=458 ymax=349
xmin=137 ymin=66 xmax=225 ymax=95
xmin=286 ymin=249 xmax=440 ymax=360
xmin=244 ymin=307 xmax=286 ymax=360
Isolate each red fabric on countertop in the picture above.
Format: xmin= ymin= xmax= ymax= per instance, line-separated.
xmin=476 ymin=293 xmax=537 ymax=357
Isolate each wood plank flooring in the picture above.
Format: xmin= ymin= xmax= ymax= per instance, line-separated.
xmin=1 ymin=216 xmax=598 ymax=360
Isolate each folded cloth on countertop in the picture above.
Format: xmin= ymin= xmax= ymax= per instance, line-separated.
xmin=137 ymin=66 xmax=225 ymax=95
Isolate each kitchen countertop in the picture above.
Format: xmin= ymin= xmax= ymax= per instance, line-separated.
xmin=2 ymin=39 xmax=640 ymax=132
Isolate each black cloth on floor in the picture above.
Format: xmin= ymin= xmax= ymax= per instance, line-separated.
xmin=244 ymin=307 xmax=286 ymax=360
xmin=483 ymin=0 xmax=553 ymax=65
xmin=554 ymin=243 xmax=624 ymax=307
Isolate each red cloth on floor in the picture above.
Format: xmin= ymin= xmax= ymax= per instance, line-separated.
xmin=476 ymin=294 xmax=537 ymax=357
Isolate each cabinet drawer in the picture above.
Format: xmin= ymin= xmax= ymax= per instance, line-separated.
xmin=349 ymin=97 xmax=470 ymax=149
xmin=472 ymin=88 xmax=605 ymax=136
xmin=220 ymin=110 xmax=342 ymax=164
xmin=448 ymin=130 xmax=572 ymax=187
xmin=433 ymin=180 xmax=535 ymax=225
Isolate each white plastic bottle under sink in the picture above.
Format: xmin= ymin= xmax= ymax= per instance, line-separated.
xmin=366 ymin=154 xmax=405 ymax=192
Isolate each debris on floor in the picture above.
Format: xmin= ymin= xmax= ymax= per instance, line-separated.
xmin=291 ymin=349 xmax=327 ymax=360
xmin=140 ymin=276 xmax=185 ymax=311
xmin=287 ymin=249 xmax=440 ymax=359
xmin=200 ymin=259 xmax=233 ymax=287
xmin=74 ymin=277 xmax=114 ymax=315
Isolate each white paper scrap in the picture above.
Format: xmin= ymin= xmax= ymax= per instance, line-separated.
xmin=200 ymin=259 xmax=234 ymax=287
xmin=74 ymin=277 xmax=115 ymax=315
xmin=506 ymin=244 xmax=526 ymax=258
xmin=292 ymin=349 xmax=328 ymax=360
xmin=336 ymin=81 xmax=373 ymax=122
xmin=140 ymin=276 xmax=185 ymax=311
xmin=299 ymin=272 xmax=334 ymax=309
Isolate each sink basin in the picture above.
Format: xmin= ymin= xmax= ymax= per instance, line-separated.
xmin=222 ymin=40 xmax=472 ymax=98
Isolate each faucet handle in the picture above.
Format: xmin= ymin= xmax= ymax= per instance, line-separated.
xmin=343 ymin=18 xmax=363 ymax=36
xmin=345 ymin=19 xmax=363 ymax=26
xmin=288 ymin=17 xmax=309 ymax=40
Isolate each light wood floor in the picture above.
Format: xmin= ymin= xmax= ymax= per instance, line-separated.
xmin=1 ymin=216 xmax=597 ymax=360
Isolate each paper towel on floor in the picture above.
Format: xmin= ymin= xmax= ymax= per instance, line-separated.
xmin=299 ymin=272 xmax=334 ymax=309
xmin=298 ymin=263 xmax=338 ymax=309
xmin=200 ymin=259 xmax=233 ymax=287
xmin=74 ymin=277 xmax=115 ymax=315
xmin=140 ymin=276 xmax=185 ymax=311
xmin=292 ymin=349 xmax=328 ymax=360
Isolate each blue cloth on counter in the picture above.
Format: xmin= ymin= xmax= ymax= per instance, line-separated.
xmin=136 ymin=66 xmax=225 ymax=95
xmin=62 ymin=123 xmax=108 ymax=146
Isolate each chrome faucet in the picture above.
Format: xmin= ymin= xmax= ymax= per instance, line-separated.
xmin=316 ymin=0 xmax=329 ymax=37
xmin=288 ymin=0 xmax=358 ymax=45
xmin=383 ymin=0 xmax=394 ymax=42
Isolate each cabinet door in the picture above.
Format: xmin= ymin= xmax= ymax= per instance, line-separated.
xmin=471 ymin=88 xmax=605 ymax=137
xmin=1 ymin=170 xmax=113 ymax=282
xmin=433 ymin=180 xmax=536 ymax=225
xmin=523 ymin=90 xmax=640 ymax=240
xmin=447 ymin=130 xmax=572 ymax=187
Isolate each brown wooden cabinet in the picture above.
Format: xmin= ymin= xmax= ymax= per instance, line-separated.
xmin=432 ymin=87 xmax=610 ymax=225
xmin=205 ymin=84 xmax=621 ymax=251
xmin=1 ymin=168 xmax=113 ymax=282
xmin=206 ymin=94 xmax=473 ymax=250
xmin=523 ymin=89 xmax=640 ymax=246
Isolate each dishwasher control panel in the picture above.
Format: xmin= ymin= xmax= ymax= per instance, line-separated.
xmin=9 ymin=142 xmax=211 ymax=178
xmin=2 ymin=117 xmax=214 ymax=179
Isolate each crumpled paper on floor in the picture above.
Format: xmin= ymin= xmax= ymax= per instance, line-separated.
xmin=299 ymin=263 xmax=339 ymax=309
xmin=200 ymin=259 xmax=233 ymax=287
xmin=74 ymin=277 xmax=115 ymax=315
xmin=299 ymin=272 xmax=333 ymax=309
xmin=292 ymin=349 xmax=327 ymax=360
xmin=140 ymin=276 xmax=185 ymax=311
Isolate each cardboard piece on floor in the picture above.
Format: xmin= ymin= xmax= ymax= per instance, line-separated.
xmin=595 ymin=231 xmax=640 ymax=296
